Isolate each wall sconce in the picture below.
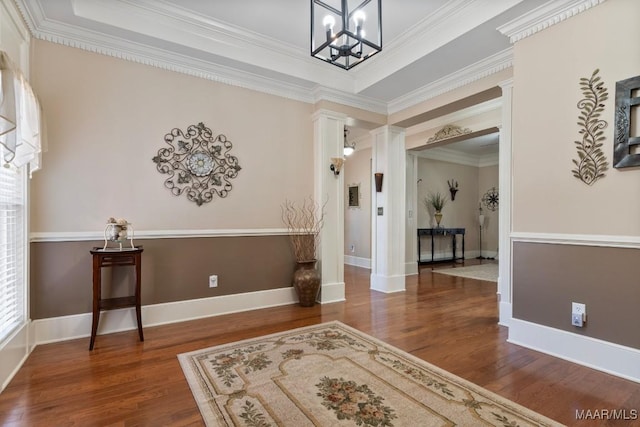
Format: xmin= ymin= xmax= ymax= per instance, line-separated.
xmin=374 ymin=173 xmax=383 ymax=192
xmin=330 ymin=157 xmax=344 ymax=176
xmin=448 ymin=179 xmax=459 ymax=201
xmin=343 ymin=126 xmax=355 ymax=156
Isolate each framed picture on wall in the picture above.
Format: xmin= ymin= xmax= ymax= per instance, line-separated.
xmin=348 ymin=184 xmax=360 ymax=208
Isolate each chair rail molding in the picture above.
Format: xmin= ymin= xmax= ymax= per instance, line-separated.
xmin=30 ymin=228 xmax=289 ymax=242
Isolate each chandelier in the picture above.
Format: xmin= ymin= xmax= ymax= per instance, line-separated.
xmin=311 ymin=0 xmax=382 ymax=70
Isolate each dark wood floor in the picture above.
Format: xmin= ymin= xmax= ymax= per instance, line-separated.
xmin=1 ymin=261 xmax=639 ymax=426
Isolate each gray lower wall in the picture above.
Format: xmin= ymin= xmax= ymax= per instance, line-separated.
xmin=30 ymin=235 xmax=296 ymax=319
xmin=513 ymin=242 xmax=640 ymax=350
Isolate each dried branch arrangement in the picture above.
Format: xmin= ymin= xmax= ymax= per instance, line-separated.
xmin=281 ymin=197 xmax=326 ymax=262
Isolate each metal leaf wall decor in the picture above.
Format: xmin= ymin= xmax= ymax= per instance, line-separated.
xmin=152 ymin=122 xmax=241 ymax=206
xmin=572 ymin=69 xmax=609 ymax=185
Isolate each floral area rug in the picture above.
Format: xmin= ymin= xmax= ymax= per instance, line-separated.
xmin=178 ymin=321 xmax=562 ymax=426
xmin=433 ymin=263 xmax=499 ymax=282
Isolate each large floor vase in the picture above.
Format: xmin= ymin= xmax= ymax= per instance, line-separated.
xmin=293 ymin=260 xmax=320 ymax=307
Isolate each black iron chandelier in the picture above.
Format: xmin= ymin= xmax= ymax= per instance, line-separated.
xmin=311 ymin=0 xmax=382 ymax=70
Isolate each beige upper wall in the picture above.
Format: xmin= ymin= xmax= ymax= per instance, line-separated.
xmin=512 ymin=0 xmax=640 ymax=235
xmin=30 ymin=40 xmax=314 ymax=233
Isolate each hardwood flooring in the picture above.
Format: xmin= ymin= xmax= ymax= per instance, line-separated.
xmin=1 ymin=261 xmax=639 ymax=426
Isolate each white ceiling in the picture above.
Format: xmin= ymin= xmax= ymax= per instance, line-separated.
xmin=13 ymin=0 xmax=557 ymax=156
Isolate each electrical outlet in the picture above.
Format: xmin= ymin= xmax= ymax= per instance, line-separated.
xmin=571 ymin=302 xmax=586 ymax=327
xmin=571 ymin=313 xmax=584 ymax=327
xmin=350 ymin=245 xmax=355 ymax=253
xmin=572 ymin=302 xmax=586 ymax=318
xmin=209 ymin=275 xmax=218 ymax=288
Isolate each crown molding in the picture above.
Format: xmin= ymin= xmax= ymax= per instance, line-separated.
xmin=14 ymin=1 xmax=318 ymax=104
xmin=406 ymin=98 xmax=502 ymax=136
xmin=1 ymin=0 xmax=31 ymax=44
xmin=414 ymin=146 xmax=498 ymax=168
xmin=388 ymin=48 xmax=513 ymax=115
xmin=71 ymin=0 xmax=353 ymax=91
xmin=13 ymin=1 xmax=522 ymax=118
xmin=497 ymin=0 xmax=607 ymax=43
xmin=312 ymin=87 xmax=388 ymax=115
xmin=11 ymin=0 xmax=40 ymax=36
xmin=354 ymin=0 xmax=521 ymax=92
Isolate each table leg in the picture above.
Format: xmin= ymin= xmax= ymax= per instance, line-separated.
xmin=462 ymin=234 xmax=465 ymax=260
xmin=135 ymin=252 xmax=144 ymax=342
xmin=452 ymin=234 xmax=457 ymax=261
xmin=431 ymin=234 xmax=435 ymax=262
xmin=90 ymin=258 xmax=101 ymax=351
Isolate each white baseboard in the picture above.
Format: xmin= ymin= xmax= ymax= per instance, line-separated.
xmin=370 ymin=273 xmax=406 ymax=293
xmin=344 ymin=255 xmax=371 ymax=269
xmin=498 ymin=301 xmax=512 ymax=327
xmin=0 ymin=322 xmax=32 ymax=392
xmin=319 ymin=282 xmax=346 ymax=304
xmin=32 ymin=287 xmax=299 ymax=345
xmin=508 ymin=318 xmax=640 ymax=383
xmin=405 ymin=261 xmax=418 ymax=276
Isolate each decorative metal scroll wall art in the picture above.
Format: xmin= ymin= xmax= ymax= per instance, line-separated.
xmin=572 ymin=69 xmax=609 ymax=185
xmin=481 ymin=187 xmax=499 ymax=212
xmin=152 ymin=122 xmax=241 ymax=206
xmin=613 ymin=75 xmax=640 ymax=168
xmin=427 ymin=124 xmax=472 ymax=143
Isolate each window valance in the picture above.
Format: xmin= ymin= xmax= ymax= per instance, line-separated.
xmin=0 ymin=51 xmax=43 ymax=174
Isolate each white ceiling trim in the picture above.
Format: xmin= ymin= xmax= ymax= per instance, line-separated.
xmin=12 ymin=0 xmax=516 ymax=116
xmin=14 ymin=0 xmax=319 ymax=103
xmin=72 ymin=0 xmax=354 ymax=92
xmin=312 ymin=87 xmax=387 ymax=115
xmin=354 ymin=0 xmax=522 ymax=92
xmin=388 ymin=48 xmax=513 ymax=115
xmin=497 ymin=0 xmax=607 ymax=43
xmin=406 ymin=98 xmax=502 ymax=136
xmin=40 ymin=25 xmax=317 ymax=103
xmin=415 ymin=146 xmax=499 ymax=168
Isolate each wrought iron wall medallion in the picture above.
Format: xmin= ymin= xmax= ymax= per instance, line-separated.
xmin=613 ymin=75 xmax=640 ymax=168
xmin=572 ymin=69 xmax=609 ymax=185
xmin=152 ymin=122 xmax=241 ymax=206
xmin=481 ymin=187 xmax=499 ymax=212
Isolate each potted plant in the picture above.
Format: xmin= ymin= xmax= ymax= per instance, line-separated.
xmin=425 ymin=192 xmax=448 ymax=227
xmin=281 ymin=197 xmax=325 ymax=306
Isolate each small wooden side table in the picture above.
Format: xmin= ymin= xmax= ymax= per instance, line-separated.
xmin=89 ymin=246 xmax=144 ymax=350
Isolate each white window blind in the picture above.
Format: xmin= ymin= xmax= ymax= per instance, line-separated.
xmin=0 ymin=150 xmax=25 ymax=343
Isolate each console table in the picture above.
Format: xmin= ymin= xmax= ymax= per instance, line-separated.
xmin=89 ymin=246 xmax=144 ymax=350
xmin=417 ymin=228 xmax=465 ymax=265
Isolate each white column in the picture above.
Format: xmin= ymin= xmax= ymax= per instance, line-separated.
xmin=498 ymin=78 xmax=513 ymax=326
xmin=370 ymin=126 xmax=406 ymax=293
xmin=405 ymin=153 xmax=419 ymax=275
xmin=312 ymin=110 xmax=346 ymax=304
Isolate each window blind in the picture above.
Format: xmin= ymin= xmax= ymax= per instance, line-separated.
xmin=0 ymin=151 xmax=25 ymax=343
